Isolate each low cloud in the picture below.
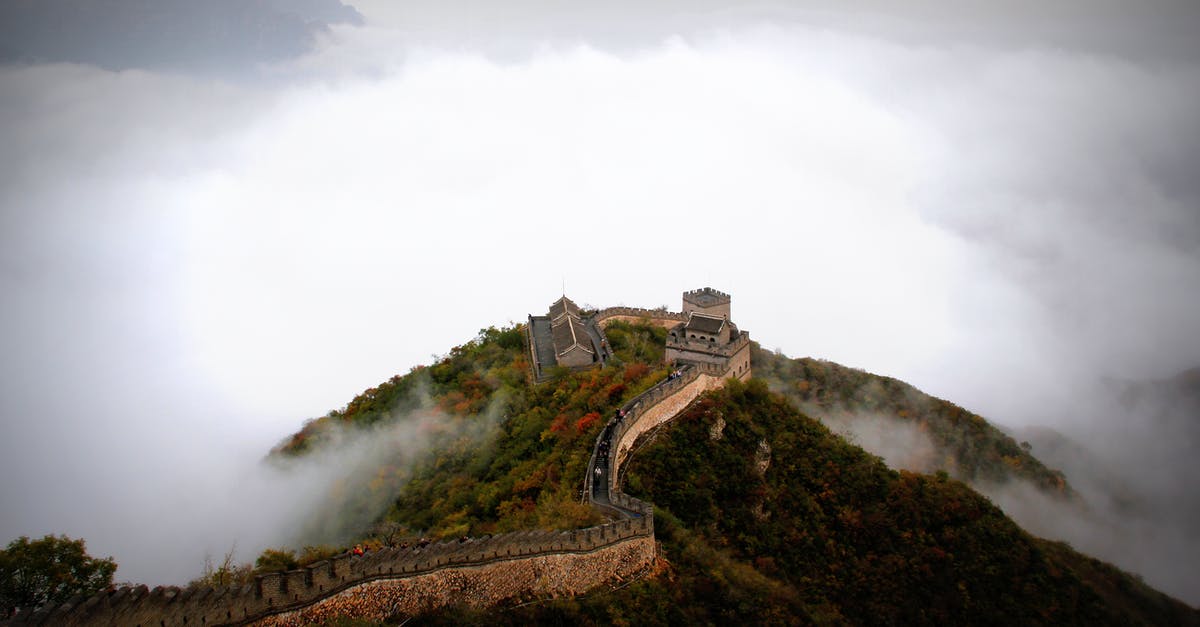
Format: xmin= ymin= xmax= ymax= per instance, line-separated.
xmin=815 ymin=411 xmax=940 ymax=475
xmin=1 ymin=0 xmax=1197 ymax=600
xmin=270 ymin=389 xmax=507 ymax=552
xmin=977 ymin=479 xmax=1200 ymax=605
xmin=999 ymin=374 xmax=1200 ymax=603
xmin=825 ymin=374 xmax=1200 ymax=604
xmin=65 ymin=382 xmax=502 ymax=586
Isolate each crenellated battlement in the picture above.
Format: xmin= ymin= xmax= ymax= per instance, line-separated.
xmin=8 ymin=517 xmax=654 ymax=626
xmin=9 ymin=290 xmax=752 ymax=627
xmin=683 ymin=287 xmax=730 ymax=302
xmin=592 ymin=306 xmax=687 ymax=325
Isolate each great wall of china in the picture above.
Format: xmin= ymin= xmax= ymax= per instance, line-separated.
xmin=6 ymin=297 xmax=747 ymax=626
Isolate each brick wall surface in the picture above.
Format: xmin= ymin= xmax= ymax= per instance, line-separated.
xmin=253 ymin=536 xmax=655 ymax=626
xmin=7 ymin=299 xmax=750 ymax=627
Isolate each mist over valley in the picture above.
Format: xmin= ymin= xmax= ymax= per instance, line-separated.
xmin=1 ymin=0 xmax=1198 ymax=620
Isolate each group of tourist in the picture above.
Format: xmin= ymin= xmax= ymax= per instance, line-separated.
xmin=591 ymin=367 xmax=686 ymax=487
xmin=594 ymin=430 xmax=611 ymax=478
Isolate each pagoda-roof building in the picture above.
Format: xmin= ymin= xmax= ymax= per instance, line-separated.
xmin=549 ymin=296 xmax=581 ymax=323
xmin=684 ymin=312 xmax=726 ymax=336
xmin=527 ymin=287 xmax=749 ymax=384
xmin=552 ymin=316 xmax=594 ymax=359
xmin=527 ymin=294 xmax=606 ymax=381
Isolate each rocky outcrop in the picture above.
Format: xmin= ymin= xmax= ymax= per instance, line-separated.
xmin=755 ymin=439 xmax=772 ymax=477
xmin=709 ymin=415 xmax=726 ymax=441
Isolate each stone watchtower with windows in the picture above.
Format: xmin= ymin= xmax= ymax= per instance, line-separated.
xmin=682 ymin=287 xmax=731 ymax=320
xmin=527 ymin=287 xmax=750 ymax=383
xmin=666 ymin=287 xmax=751 ymax=381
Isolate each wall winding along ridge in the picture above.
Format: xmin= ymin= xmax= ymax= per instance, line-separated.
xmin=592 ymin=306 xmax=686 ymax=330
xmin=7 ymin=312 xmax=738 ymax=627
xmin=256 ymin=535 xmax=655 ymax=626
xmin=5 ymin=505 xmax=657 ymax=626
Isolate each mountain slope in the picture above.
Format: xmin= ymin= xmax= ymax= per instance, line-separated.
xmin=264 ymin=323 xmax=1195 ymax=624
xmin=422 ymin=380 xmax=1196 ymax=625
xmin=752 ymin=344 xmax=1071 ymax=494
xmin=271 ymin=321 xmax=671 ymax=544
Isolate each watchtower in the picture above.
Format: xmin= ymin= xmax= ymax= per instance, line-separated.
xmin=667 ymin=287 xmax=751 ymax=381
xmin=682 ymin=287 xmax=731 ymax=320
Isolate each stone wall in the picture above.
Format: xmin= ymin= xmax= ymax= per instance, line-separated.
xmin=665 ymin=332 xmax=752 ymax=382
xmin=612 ymin=371 xmax=724 ymax=471
xmin=527 ymin=315 xmax=545 ymax=380
xmin=682 ymin=287 xmax=732 ymax=320
xmin=667 ymin=330 xmax=751 ymax=359
xmin=254 ymin=535 xmax=655 ymax=626
xmin=8 ymin=517 xmax=653 ymax=627
xmin=8 ymin=302 xmax=747 ymax=627
xmin=593 ymin=307 xmax=686 ymax=330
xmin=585 ymin=359 xmax=737 ymax=507
xmin=726 ymin=340 xmax=752 ymax=381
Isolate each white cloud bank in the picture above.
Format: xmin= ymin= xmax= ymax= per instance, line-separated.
xmin=1 ymin=6 xmax=1198 ymax=595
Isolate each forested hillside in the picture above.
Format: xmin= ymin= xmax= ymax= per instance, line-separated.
xmin=752 ymin=345 xmax=1071 ymax=494
xmin=269 ymin=321 xmax=669 ymax=546
xmin=258 ymin=322 xmax=1195 ymax=624
xmin=422 ymin=380 xmax=1196 ymax=625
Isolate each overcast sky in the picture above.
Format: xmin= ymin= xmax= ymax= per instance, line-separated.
xmin=1 ymin=0 xmax=1198 ymax=593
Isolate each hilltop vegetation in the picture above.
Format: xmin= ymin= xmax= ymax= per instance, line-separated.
xmin=752 ymin=344 xmax=1071 ymax=494
xmin=433 ymin=380 xmax=1195 ymax=626
xmin=272 ymin=320 xmax=670 ymax=543
xmin=263 ymin=320 xmax=1195 ymax=624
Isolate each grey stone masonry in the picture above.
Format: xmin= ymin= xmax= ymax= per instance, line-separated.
xmin=5 ymin=517 xmax=653 ymax=627
xmin=7 ymin=290 xmax=752 ymax=627
xmin=666 ymin=288 xmax=751 ymax=381
xmin=682 ymin=287 xmax=731 ymax=320
xmin=528 ymin=295 xmax=606 ymax=381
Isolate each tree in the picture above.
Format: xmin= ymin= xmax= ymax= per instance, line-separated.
xmin=188 ymin=544 xmax=252 ymax=589
xmin=370 ymin=520 xmax=411 ymax=548
xmin=0 ymin=534 xmax=116 ymax=616
xmin=254 ymin=548 xmax=299 ymax=573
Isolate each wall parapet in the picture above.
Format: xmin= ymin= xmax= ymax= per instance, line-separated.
xmin=592 ymin=307 xmax=686 ymax=325
xmin=668 ymin=330 xmax=750 ymax=358
xmin=526 ymin=315 xmax=543 ymax=381
xmin=586 ymin=352 xmax=741 ymax=516
xmin=7 ymin=515 xmax=652 ymax=627
xmin=8 ymin=299 xmax=746 ymax=627
xmin=683 ymin=287 xmax=730 ymax=301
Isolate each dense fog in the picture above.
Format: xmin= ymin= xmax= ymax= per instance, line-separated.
xmin=1 ymin=0 xmax=1196 ymax=600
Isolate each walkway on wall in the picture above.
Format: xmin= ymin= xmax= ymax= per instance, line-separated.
xmin=529 ymin=317 xmax=557 ymax=373
xmin=585 ymin=362 xmax=717 ymax=520
xmin=7 ymin=318 xmax=731 ymax=627
xmin=584 ymin=318 xmax=612 ymax=364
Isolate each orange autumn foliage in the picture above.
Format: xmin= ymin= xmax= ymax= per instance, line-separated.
xmin=575 ymin=412 xmax=601 ymax=434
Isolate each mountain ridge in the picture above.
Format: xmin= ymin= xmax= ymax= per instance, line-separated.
xmin=11 ymin=312 xmax=1194 ymax=625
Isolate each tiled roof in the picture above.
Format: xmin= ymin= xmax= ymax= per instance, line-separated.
xmin=549 ymin=296 xmax=581 ymax=322
xmin=685 ymin=313 xmax=726 ymax=335
xmin=552 ymin=316 xmax=594 ymax=356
